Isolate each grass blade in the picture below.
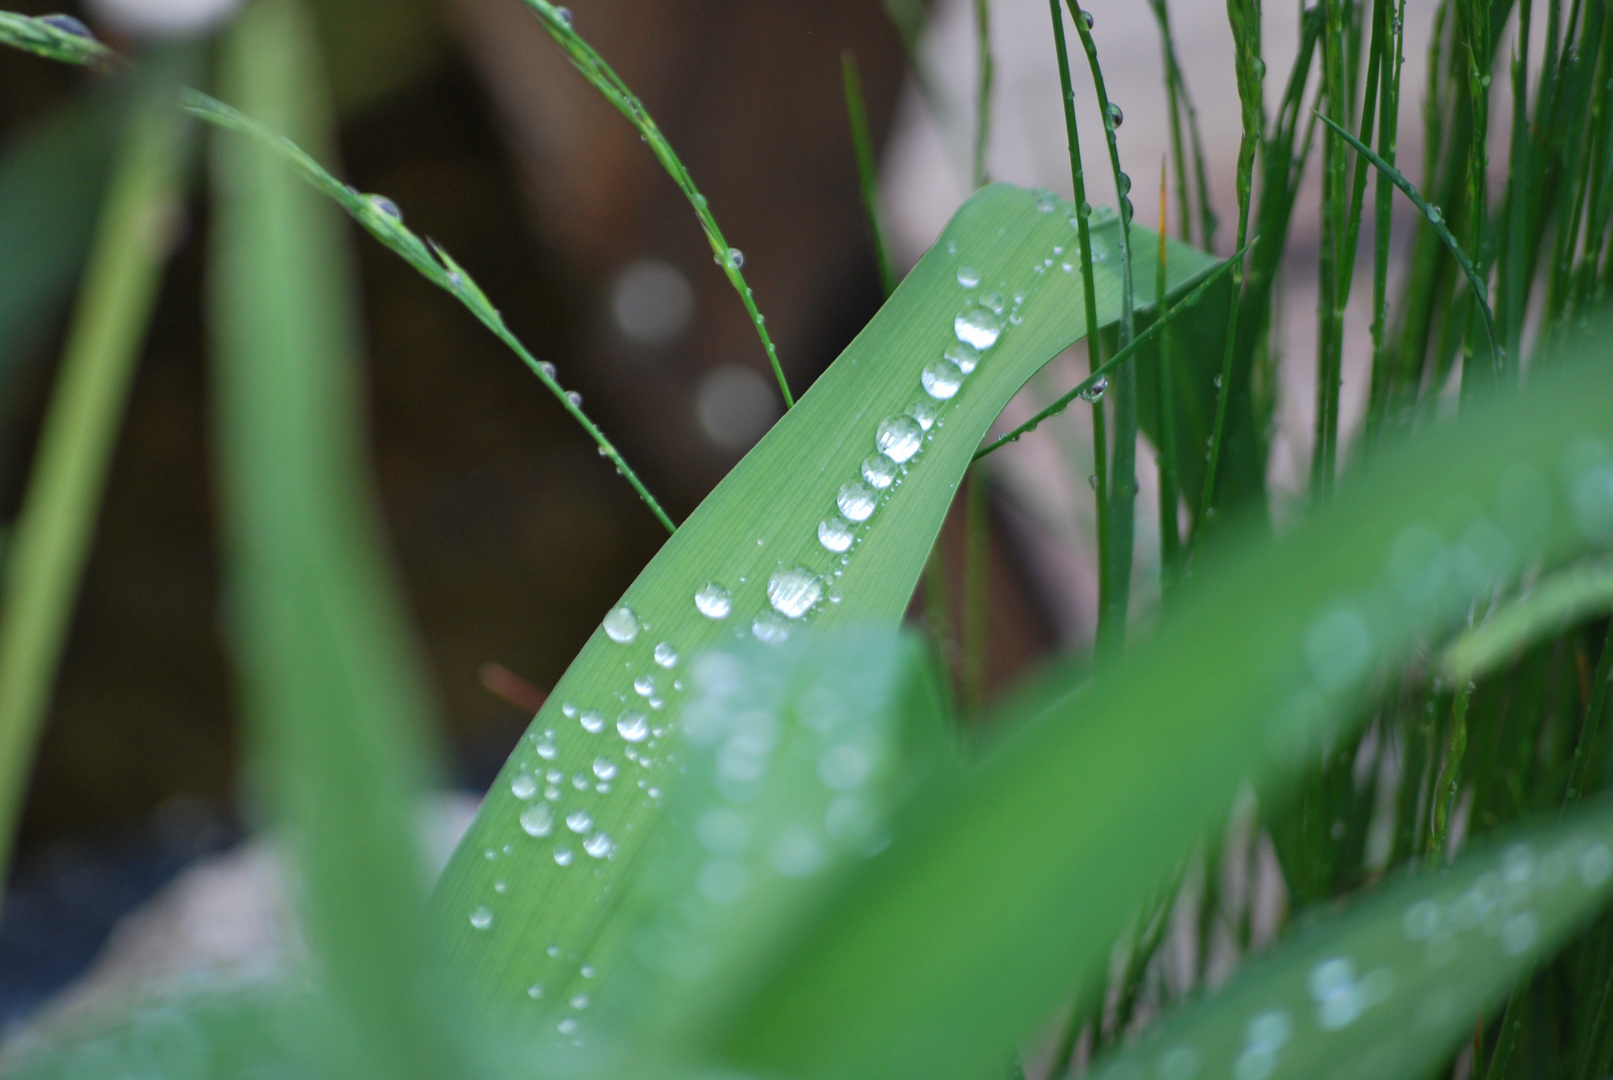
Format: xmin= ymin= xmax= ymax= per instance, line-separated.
xmin=842 ymin=51 xmax=898 ymax=299
xmin=1440 ymin=558 xmax=1613 ymax=680
xmin=973 ymin=0 xmax=993 ymax=190
xmin=0 ymin=69 xmax=188 ymax=883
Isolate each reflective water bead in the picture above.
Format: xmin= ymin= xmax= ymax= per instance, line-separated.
xmin=954 ymin=306 xmax=1003 ymax=350
xmin=922 ymin=359 xmax=964 ymax=400
xmin=566 ymin=390 xmax=583 ymax=407
xmin=470 ymin=905 xmax=493 ymax=929
xmin=536 ymin=737 xmax=558 ymax=760
xmin=838 ymin=482 xmax=879 ymax=522
xmin=593 ymin=757 xmax=617 ymax=780
xmin=554 ymin=848 xmax=575 ymax=866
xmin=580 ymin=710 xmax=606 ymax=734
xmin=862 ymin=453 xmax=899 ymax=489
xmin=1117 ymin=173 xmax=1132 ymax=196
xmin=1106 ymin=102 xmax=1124 ymax=129
xmin=368 ymin=194 xmax=403 ymax=221
xmin=634 ymin=674 xmax=655 ymax=696
xmin=511 ymin=773 xmax=539 ymax=800
xmin=584 ymin=831 xmax=615 ymax=859
xmin=945 ymin=341 xmax=980 ymax=374
xmin=566 ymin=810 xmax=593 ymax=833
xmin=520 ymin=804 xmax=554 ymax=837
xmin=982 ymin=291 xmax=1005 ymax=314
xmin=555 ymin=6 xmax=572 ymax=25
xmin=877 ymin=415 xmax=924 ymax=462
xmin=752 ymin=612 xmax=791 ymax=645
xmin=653 ymin=642 xmax=679 ymax=668
xmin=618 ymin=712 xmax=650 ymax=742
xmin=540 ymin=361 xmax=556 ymax=380
xmin=957 ymin=265 xmax=980 ymax=288
xmin=908 ymin=398 xmax=940 ymax=431
xmin=1425 ymin=204 xmax=1444 ymax=224
xmin=602 ymin=605 xmax=639 ymax=643
xmin=40 ymin=13 xmax=94 ymax=37
xmin=768 ymin=567 xmax=824 ymax=618
xmin=1079 ymin=377 xmax=1108 ymax=402
xmin=1080 ymin=10 xmax=1093 ymax=28
xmin=694 ymin=582 xmax=733 ymax=619
xmin=819 ymin=516 xmax=856 ymax=553
xmin=527 ymin=984 xmax=544 ymax=999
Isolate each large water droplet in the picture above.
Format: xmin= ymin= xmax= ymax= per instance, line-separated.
xmin=838 ymin=482 xmax=878 ymax=522
xmin=908 ymin=398 xmax=940 ymax=431
xmin=752 ymin=612 xmax=791 ymax=645
xmin=1106 ymin=102 xmax=1124 ymax=129
xmin=653 ymin=642 xmax=679 ymax=668
xmin=921 ymin=359 xmax=964 ymax=400
xmin=1079 ymin=377 xmax=1108 ymax=402
xmin=1425 ymin=204 xmax=1444 ymax=225
xmin=768 ymin=567 xmax=823 ymax=618
xmin=618 ymin=712 xmax=649 ymax=742
xmin=584 ymin=831 xmax=615 ymax=859
xmin=695 ymin=582 xmax=733 ymax=619
xmin=876 ymin=416 xmax=924 ymax=463
xmin=520 ymin=803 xmax=554 ymax=837
xmin=40 ymin=13 xmax=94 ymax=38
xmin=955 ymin=306 xmax=1003 ymax=350
xmin=368 ymin=194 xmax=403 ymax=222
xmin=580 ymin=710 xmax=605 ymax=734
xmin=566 ymin=810 xmax=593 ymax=834
xmin=957 ymin=265 xmax=980 ymax=288
xmin=819 ymin=516 xmax=856 ymax=553
xmin=981 ymin=291 xmax=1005 ymax=314
xmin=511 ymin=773 xmax=539 ymax=800
xmin=945 ymin=341 xmax=980 ymax=374
xmin=470 ymin=905 xmax=493 ymax=929
xmin=602 ymin=606 xmax=639 ymax=643
xmin=593 ymin=757 xmax=618 ymax=780
xmin=862 ymin=454 xmax=899 ymax=489
xmin=554 ymin=848 xmax=574 ymax=866
xmin=634 ymin=674 xmax=655 ymax=696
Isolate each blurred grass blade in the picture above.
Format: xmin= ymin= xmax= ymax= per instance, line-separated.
xmin=208 ymin=2 xmax=459 ymax=1076
xmin=1087 ymin=802 xmax=1613 ymax=1080
xmin=515 ymin=0 xmax=792 ymax=408
xmin=0 ymin=71 xmax=188 ymax=883
xmin=1440 ymin=557 xmax=1613 ymax=680
xmin=429 ymin=186 xmax=1218 ymax=1016
xmin=704 ymin=338 xmax=1613 ymax=1080
xmin=0 ymin=10 xmax=115 ymax=67
xmin=1318 ymin=111 xmax=1503 ymax=366
xmin=842 ymin=51 xmax=898 ymax=299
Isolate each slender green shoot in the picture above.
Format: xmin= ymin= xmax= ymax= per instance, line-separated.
xmin=0 ymin=78 xmax=186 ymax=883
xmin=1319 ymin=111 xmax=1504 ymax=366
xmin=973 ymin=0 xmax=993 ymax=190
xmin=974 ymin=239 xmax=1252 ymax=460
xmin=1154 ymin=161 xmax=1181 ymax=600
xmin=1145 ymin=0 xmax=1218 ymax=250
xmin=842 ymin=51 xmax=898 ymax=298
xmin=516 ymin=0 xmax=793 ymax=408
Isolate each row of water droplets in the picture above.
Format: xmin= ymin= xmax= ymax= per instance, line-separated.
xmin=1096 ymin=833 xmax=1613 ymax=1080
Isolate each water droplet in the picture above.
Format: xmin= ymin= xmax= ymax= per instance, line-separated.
xmin=39 ymin=13 xmax=94 ymax=38
xmin=566 ymin=390 xmax=583 ymax=407
xmin=368 ymin=195 xmax=403 ymax=221
xmin=946 ymin=240 xmax=958 ymax=254
xmin=1079 ymin=377 xmax=1108 ymax=403
xmin=547 ymin=944 xmax=562 ymax=958
xmin=527 ymin=984 xmax=544 ymax=998
xmin=580 ymin=710 xmax=605 ymax=734
xmin=555 ymin=5 xmax=572 ymax=25
xmin=922 ymin=359 xmax=964 ymax=400
xmin=838 ymin=482 xmax=879 ymax=522
xmin=653 ymin=642 xmax=679 ymax=668
xmin=603 ymin=605 xmax=639 ymax=643
xmin=1080 ymin=10 xmax=1094 ymax=29
xmin=944 ymin=341 xmax=980 ymax=375
xmin=955 ymin=306 xmax=1003 ymax=349
xmin=511 ymin=773 xmax=539 ymax=800
xmin=876 ymin=416 xmax=924 ymax=463
xmin=584 ymin=831 xmax=615 ymax=859
xmin=982 ymin=291 xmax=1005 ymax=315
xmin=695 ymin=582 xmax=733 ymax=619
xmin=957 ymin=266 xmax=980 ymax=288
xmin=539 ymin=361 xmax=557 ymax=380
xmin=819 ymin=516 xmax=856 ymax=553
xmin=470 ymin=905 xmax=493 ymax=929
xmin=1106 ymin=102 xmax=1124 ymax=129
xmin=752 ymin=612 xmax=791 ymax=645
xmin=1425 ymin=204 xmax=1444 ymax=225
xmin=618 ymin=713 xmax=649 ymax=742
xmin=1117 ymin=173 xmax=1132 ymax=197
xmin=908 ymin=398 xmax=940 ymax=430
xmin=593 ymin=757 xmax=617 ymax=780
xmin=719 ymin=247 xmax=744 ymax=269
xmin=554 ymin=847 xmax=575 ymax=867
xmin=768 ymin=567 xmax=824 ymax=618
xmin=1087 ymin=474 xmax=1098 ymax=490
xmin=566 ymin=810 xmax=592 ymax=834
xmin=634 ymin=674 xmax=655 ymax=696
xmin=862 ymin=454 xmax=899 ymax=490
xmin=520 ymin=804 xmax=554 ymax=837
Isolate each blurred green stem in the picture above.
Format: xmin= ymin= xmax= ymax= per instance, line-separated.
xmin=973 ymin=0 xmax=993 ymax=189
xmin=842 ymin=51 xmax=898 ymax=298
xmin=0 ymin=79 xmax=186 ymax=882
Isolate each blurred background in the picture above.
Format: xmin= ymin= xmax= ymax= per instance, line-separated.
xmin=0 ymin=0 xmax=1455 ymax=1032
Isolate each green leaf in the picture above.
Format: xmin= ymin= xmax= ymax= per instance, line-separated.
xmin=1439 ymin=556 xmax=1613 ymax=680
xmin=207 ymin=2 xmax=458 ymax=1077
xmin=699 ymin=340 xmax=1613 ymax=1080
xmin=1086 ymin=801 xmax=1613 ymax=1080
xmin=428 ymin=186 xmax=1220 ymax=1011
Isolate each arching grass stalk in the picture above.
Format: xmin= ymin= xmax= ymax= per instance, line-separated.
xmin=841 ymin=51 xmax=898 ymax=298
xmin=185 ymin=91 xmax=679 ymax=535
xmin=1145 ymin=0 xmax=1218 ymax=251
xmin=973 ymin=0 xmax=993 ymax=189
xmin=974 ymin=240 xmax=1252 ymax=460
xmin=517 ymin=0 xmax=793 ymax=409
xmin=1318 ymin=113 xmax=1504 ymax=364
xmin=1045 ymin=0 xmax=1109 ymax=654
xmin=1195 ymin=0 xmax=1261 ymax=545
xmin=0 ymin=12 xmax=679 ymax=535
xmin=1067 ymin=0 xmax=1137 ymax=658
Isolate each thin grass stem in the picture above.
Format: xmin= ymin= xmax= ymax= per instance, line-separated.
xmin=1154 ymin=161 xmax=1181 ymax=600
xmin=842 ymin=51 xmax=898 ymax=298
xmin=973 ymin=0 xmax=993 ymax=190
